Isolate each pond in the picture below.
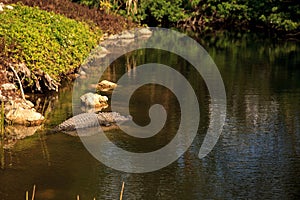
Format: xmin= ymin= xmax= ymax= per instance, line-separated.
xmin=0 ymin=32 xmax=299 ymax=199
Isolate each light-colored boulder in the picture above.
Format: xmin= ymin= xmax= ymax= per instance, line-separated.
xmin=5 ymin=107 xmax=44 ymax=126
xmin=119 ymin=31 xmax=135 ymax=39
xmin=80 ymin=92 xmax=108 ymax=108
xmin=4 ymin=98 xmax=44 ymax=126
xmin=100 ymin=47 xmax=110 ymax=54
xmin=97 ymin=80 xmax=117 ymax=92
xmin=107 ymin=34 xmax=118 ymax=40
xmin=107 ymin=31 xmax=135 ymax=40
xmin=79 ymin=70 xmax=86 ymax=76
xmin=136 ymin=28 xmax=152 ymax=36
xmin=4 ymin=99 xmax=34 ymax=111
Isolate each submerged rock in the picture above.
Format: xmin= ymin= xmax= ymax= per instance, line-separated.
xmin=5 ymin=106 xmax=44 ymax=126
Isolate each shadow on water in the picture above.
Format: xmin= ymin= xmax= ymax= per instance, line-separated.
xmin=0 ymin=32 xmax=299 ymax=199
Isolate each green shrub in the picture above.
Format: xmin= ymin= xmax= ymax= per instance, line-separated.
xmin=72 ymin=0 xmax=189 ymax=26
xmin=133 ymin=0 xmax=188 ymax=26
xmin=73 ymin=0 xmax=299 ymax=33
xmin=71 ymin=0 xmax=100 ymax=8
xmin=0 ymin=4 xmax=102 ymax=82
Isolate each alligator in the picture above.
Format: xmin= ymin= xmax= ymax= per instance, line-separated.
xmin=53 ymin=112 xmax=131 ymax=136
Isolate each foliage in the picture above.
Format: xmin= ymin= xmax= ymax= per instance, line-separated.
xmin=181 ymin=0 xmax=299 ymax=33
xmin=72 ymin=0 xmax=189 ymax=26
xmin=72 ymin=0 xmax=299 ymax=34
xmin=248 ymin=0 xmax=300 ymax=31
xmin=180 ymin=0 xmax=250 ymax=32
xmin=0 ymin=4 xmax=102 ymax=83
xmin=134 ymin=0 xmax=187 ymax=26
xmin=71 ymin=0 xmax=100 ymax=8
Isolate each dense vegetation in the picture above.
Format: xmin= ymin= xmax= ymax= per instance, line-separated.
xmin=73 ymin=0 xmax=300 ymax=35
xmin=0 ymin=0 xmax=136 ymax=92
xmin=183 ymin=0 xmax=300 ymax=34
xmin=0 ymin=4 xmax=102 ymax=91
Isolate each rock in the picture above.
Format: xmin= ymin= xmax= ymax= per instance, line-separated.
xmin=116 ymin=39 xmax=134 ymax=46
xmin=100 ymin=47 xmax=110 ymax=54
xmin=24 ymin=100 xmax=34 ymax=108
xmin=119 ymin=31 xmax=135 ymax=39
xmin=1 ymin=83 xmax=16 ymax=90
xmin=5 ymin=107 xmax=44 ymax=126
xmin=80 ymin=92 xmax=108 ymax=108
xmin=90 ymin=46 xmax=110 ymax=59
xmin=136 ymin=28 xmax=152 ymax=36
xmin=3 ymin=98 xmax=44 ymax=126
xmin=107 ymin=34 xmax=118 ymax=40
xmin=107 ymin=31 xmax=135 ymax=40
xmin=79 ymin=70 xmax=86 ymax=76
xmin=96 ymin=80 xmax=117 ymax=92
xmin=5 ymin=99 xmax=34 ymax=110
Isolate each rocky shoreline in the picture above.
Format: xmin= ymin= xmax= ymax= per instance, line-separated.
xmin=0 ymin=26 xmax=152 ymax=147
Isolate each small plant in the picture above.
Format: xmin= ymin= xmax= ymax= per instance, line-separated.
xmin=100 ymin=0 xmax=112 ymax=13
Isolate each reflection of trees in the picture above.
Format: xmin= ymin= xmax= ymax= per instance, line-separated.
xmin=196 ymin=34 xmax=300 ymax=198
xmin=204 ymin=33 xmax=300 ymax=136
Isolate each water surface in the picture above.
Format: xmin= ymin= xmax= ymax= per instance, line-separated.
xmin=0 ymin=33 xmax=299 ymax=199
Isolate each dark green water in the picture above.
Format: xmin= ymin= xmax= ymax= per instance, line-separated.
xmin=0 ymin=33 xmax=299 ymax=199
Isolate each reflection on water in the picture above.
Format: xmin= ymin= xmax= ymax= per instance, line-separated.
xmin=0 ymin=33 xmax=300 ymax=199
